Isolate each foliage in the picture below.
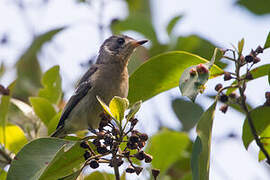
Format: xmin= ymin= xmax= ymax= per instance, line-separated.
xmin=236 ymin=0 xmax=270 ymax=15
xmin=1 ymin=0 xmax=270 ymax=180
xmin=128 ymin=51 xmax=223 ymax=104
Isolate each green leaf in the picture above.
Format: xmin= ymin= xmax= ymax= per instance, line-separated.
xmin=268 ymin=67 xmax=270 ymax=85
xmin=236 ymin=0 xmax=270 ymax=15
xmin=47 ymin=112 xmax=62 ymax=135
xmin=128 ymin=51 xmax=223 ymax=104
xmin=166 ymin=144 xmax=192 ymax=179
xmin=179 ymin=49 xmax=217 ymax=102
xmin=227 ymin=64 xmax=270 ymax=95
xmin=242 ymin=106 xmax=270 ymax=149
xmin=174 ymin=35 xmax=227 ymax=69
xmin=258 ymin=146 xmax=270 ymax=162
xmin=84 ymin=171 xmax=115 ymax=180
xmin=179 ymin=64 xmax=209 ymax=102
xmin=38 ymin=65 xmax=62 ymax=104
xmin=39 ymin=141 xmax=85 ymax=180
xmin=0 ymin=170 xmax=7 ymax=180
xmin=10 ymin=98 xmax=36 ymax=120
xmin=29 ymin=97 xmax=56 ymax=127
xmin=258 ymin=125 xmax=270 ymax=161
xmin=7 ymin=138 xmax=85 ymax=180
xmin=96 ymin=96 xmax=113 ymax=118
xmin=109 ymin=96 xmax=129 ymax=122
xmin=126 ymin=100 xmax=142 ymax=121
xmin=238 ymin=38 xmax=245 ymax=55
xmin=146 ymin=129 xmax=191 ymax=175
xmin=166 ymin=15 xmax=183 ymax=36
xmin=0 ymin=63 xmax=5 ymax=79
xmin=265 ymin=31 xmax=270 ymax=49
xmin=0 ymin=81 xmax=16 ymax=148
xmin=58 ymin=170 xmax=81 ymax=180
xmin=191 ymin=137 xmax=202 ymax=180
xmin=14 ymin=27 xmax=64 ymax=102
xmin=0 ymin=124 xmax=27 ymax=154
xmin=172 ymin=98 xmax=204 ymax=131
xmin=191 ymin=101 xmax=217 ymax=180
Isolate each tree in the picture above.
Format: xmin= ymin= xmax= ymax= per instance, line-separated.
xmin=0 ymin=0 xmax=270 ymax=179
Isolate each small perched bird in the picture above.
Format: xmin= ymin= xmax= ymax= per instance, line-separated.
xmin=51 ymin=35 xmax=148 ymax=138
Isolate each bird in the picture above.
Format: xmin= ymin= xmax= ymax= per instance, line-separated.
xmin=51 ymin=35 xmax=148 ymax=138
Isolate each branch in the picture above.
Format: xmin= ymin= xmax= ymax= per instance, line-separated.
xmin=113 ymin=164 xmax=120 ymax=180
xmin=234 ymin=54 xmax=270 ymax=165
xmin=239 ymin=86 xmax=270 ymax=165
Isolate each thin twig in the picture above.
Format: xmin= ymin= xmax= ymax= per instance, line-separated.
xmin=234 ymin=55 xmax=270 ymax=165
xmin=239 ymin=85 xmax=270 ymax=165
xmin=0 ymin=148 xmax=12 ymax=164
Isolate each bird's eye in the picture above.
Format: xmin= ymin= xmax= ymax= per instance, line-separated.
xmin=117 ymin=38 xmax=125 ymax=45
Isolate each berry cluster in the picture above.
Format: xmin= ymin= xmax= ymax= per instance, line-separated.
xmin=215 ymin=45 xmax=267 ymax=114
xmin=79 ymin=112 xmax=160 ymax=179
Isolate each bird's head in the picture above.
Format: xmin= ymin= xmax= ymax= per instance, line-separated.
xmin=97 ymin=35 xmax=148 ymax=65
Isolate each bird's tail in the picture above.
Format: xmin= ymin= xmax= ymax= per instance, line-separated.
xmin=50 ymin=126 xmax=66 ymax=138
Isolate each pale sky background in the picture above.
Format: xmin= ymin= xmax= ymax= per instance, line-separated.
xmin=0 ymin=0 xmax=270 ymax=179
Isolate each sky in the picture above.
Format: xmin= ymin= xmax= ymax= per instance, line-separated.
xmin=0 ymin=0 xmax=270 ymax=179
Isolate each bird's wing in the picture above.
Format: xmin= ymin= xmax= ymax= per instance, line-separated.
xmin=56 ymin=65 xmax=98 ymax=129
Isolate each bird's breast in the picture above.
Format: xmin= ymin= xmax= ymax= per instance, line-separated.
xmin=91 ymin=65 xmax=129 ymax=104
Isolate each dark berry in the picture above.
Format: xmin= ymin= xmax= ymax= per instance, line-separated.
xmin=220 ymin=95 xmax=229 ymax=103
xmin=104 ymin=135 xmax=113 ymax=146
xmin=245 ymin=55 xmax=254 ymax=63
xmin=129 ymin=135 xmax=139 ymax=143
xmin=97 ymin=145 xmax=109 ymax=154
xmin=224 ymin=72 xmax=232 ymax=81
xmin=253 ymin=57 xmax=261 ymax=64
xmin=239 ymin=55 xmax=245 ymax=64
xmin=117 ymin=159 xmax=124 ymax=166
xmin=189 ymin=68 xmax=197 ymax=76
xmin=89 ymin=160 xmax=99 ymax=169
xmin=80 ymin=141 xmax=89 ymax=149
xmin=96 ymin=131 xmax=105 ymax=139
xmin=246 ymin=72 xmax=253 ymax=80
xmin=127 ymin=142 xmax=138 ymax=150
xmin=130 ymin=118 xmax=139 ymax=126
xmin=144 ymin=154 xmax=153 ymax=163
xmin=196 ymin=64 xmax=209 ymax=74
xmin=220 ymin=104 xmax=229 ymax=113
xmin=139 ymin=133 xmax=148 ymax=142
xmin=138 ymin=141 xmax=145 ymax=149
xmin=215 ymin=83 xmax=223 ymax=92
xmin=123 ymin=151 xmax=130 ymax=157
xmin=135 ymin=166 xmax=143 ymax=175
xmin=229 ymin=92 xmax=237 ymax=99
xmin=131 ymin=130 xmax=140 ymax=135
xmin=92 ymin=139 xmax=101 ymax=147
xmin=112 ymin=128 xmax=120 ymax=136
xmin=152 ymin=169 xmax=160 ymax=179
xmin=255 ymin=45 xmax=264 ymax=54
xmin=126 ymin=166 xmax=135 ymax=173
xmin=265 ymin=92 xmax=270 ymax=100
xmin=0 ymin=85 xmax=9 ymax=95
xmin=134 ymin=151 xmax=145 ymax=160
xmin=83 ymin=151 xmax=91 ymax=160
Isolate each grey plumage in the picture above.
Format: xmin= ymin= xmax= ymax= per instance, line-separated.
xmin=51 ymin=35 xmax=147 ymax=138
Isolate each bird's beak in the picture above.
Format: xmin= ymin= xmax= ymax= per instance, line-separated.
xmin=131 ymin=39 xmax=148 ymax=47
